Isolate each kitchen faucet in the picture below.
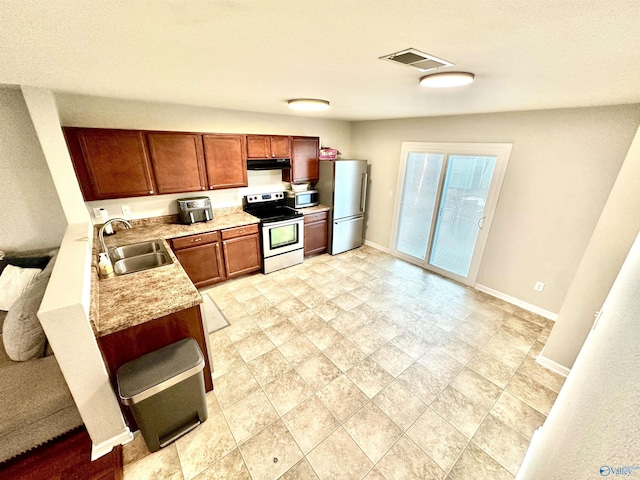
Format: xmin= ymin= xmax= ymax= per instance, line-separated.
xmin=99 ymin=218 xmax=133 ymax=256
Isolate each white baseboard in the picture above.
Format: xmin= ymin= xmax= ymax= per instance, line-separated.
xmin=536 ymin=352 xmax=571 ymax=377
xmin=474 ymin=283 xmax=558 ymax=321
xmin=91 ymin=429 xmax=134 ymax=460
xmin=363 ymin=240 xmax=389 ymax=252
xmin=516 ymin=426 xmax=544 ymax=479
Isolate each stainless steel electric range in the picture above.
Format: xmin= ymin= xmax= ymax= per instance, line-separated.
xmin=243 ymin=192 xmax=304 ymax=274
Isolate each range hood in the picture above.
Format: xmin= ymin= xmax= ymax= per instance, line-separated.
xmin=246 ymin=158 xmax=291 ymax=170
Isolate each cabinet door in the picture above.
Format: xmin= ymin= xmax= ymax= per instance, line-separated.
xmin=269 ymin=135 xmax=291 ymax=158
xmin=304 ymin=212 xmax=328 ymax=256
xmin=202 ymin=135 xmax=248 ymax=189
xmin=222 ymin=233 xmax=262 ymax=278
xmin=173 ymin=242 xmax=226 ymax=288
xmin=75 ymin=129 xmax=156 ymax=199
xmin=146 ymin=132 xmax=207 ymax=194
xmin=284 ymin=136 xmax=319 ymax=183
xmin=246 ymin=135 xmax=271 ymax=159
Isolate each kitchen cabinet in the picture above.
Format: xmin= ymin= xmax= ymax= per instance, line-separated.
xmin=221 ymin=224 xmax=261 ymax=278
xmin=64 ymin=127 xmax=156 ymax=201
xmin=202 ymin=134 xmax=248 ymax=189
xmin=246 ymin=135 xmax=291 ymax=159
xmin=146 ymin=132 xmax=207 ymax=194
xmin=303 ymin=210 xmax=328 ymax=256
xmin=97 ymin=305 xmax=213 ymax=431
xmin=171 ymin=232 xmax=226 ymax=288
xmin=283 ymin=136 xmax=320 ymax=184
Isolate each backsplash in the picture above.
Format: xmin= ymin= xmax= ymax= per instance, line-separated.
xmin=85 ymin=170 xmax=284 ymax=224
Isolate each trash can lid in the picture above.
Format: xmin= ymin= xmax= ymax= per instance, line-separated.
xmin=117 ymin=338 xmax=204 ymax=405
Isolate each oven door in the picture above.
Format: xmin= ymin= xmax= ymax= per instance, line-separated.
xmin=262 ymin=217 xmax=304 ymax=258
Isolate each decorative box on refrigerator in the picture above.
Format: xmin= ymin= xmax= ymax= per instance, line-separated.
xmin=316 ymin=159 xmax=369 ymax=255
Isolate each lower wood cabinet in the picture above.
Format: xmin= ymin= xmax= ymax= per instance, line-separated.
xmin=171 ymin=232 xmax=226 ymax=288
xmin=304 ymin=211 xmax=329 ymax=256
xmin=221 ymin=224 xmax=261 ymax=278
xmin=171 ymin=225 xmax=261 ymax=287
xmin=97 ymin=305 xmax=213 ymax=431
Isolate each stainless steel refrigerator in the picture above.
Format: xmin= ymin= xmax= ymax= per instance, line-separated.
xmin=317 ymin=159 xmax=368 ymax=255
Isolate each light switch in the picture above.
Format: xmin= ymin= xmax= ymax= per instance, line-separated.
xmin=534 ymin=281 xmax=545 ymax=292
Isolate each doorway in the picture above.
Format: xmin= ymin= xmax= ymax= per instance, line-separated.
xmin=390 ymin=142 xmax=512 ymax=285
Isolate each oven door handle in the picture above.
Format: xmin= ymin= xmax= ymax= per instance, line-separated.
xmin=263 ymin=218 xmax=303 ymax=228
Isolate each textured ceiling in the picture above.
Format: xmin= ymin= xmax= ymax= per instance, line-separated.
xmin=1 ymin=1 xmax=639 ymax=120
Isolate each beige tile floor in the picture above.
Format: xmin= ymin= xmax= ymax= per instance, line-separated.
xmin=123 ymin=246 xmax=565 ymax=480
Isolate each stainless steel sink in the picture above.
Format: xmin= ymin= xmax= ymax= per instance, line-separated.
xmin=108 ymin=240 xmax=172 ymax=275
xmin=110 ymin=240 xmax=166 ymax=261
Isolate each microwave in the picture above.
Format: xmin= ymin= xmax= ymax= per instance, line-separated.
xmin=285 ymin=189 xmax=319 ymax=209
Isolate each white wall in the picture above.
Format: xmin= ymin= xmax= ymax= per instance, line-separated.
xmin=350 ymin=105 xmax=640 ymax=314
xmin=518 ymin=230 xmax=640 ymax=479
xmin=0 ymin=86 xmax=66 ymax=251
xmin=54 ymin=93 xmax=352 ymax=222
xmin=541 ymin=122 xmax=640 ymax=369
xmin=21 ymin=87 xmax=130 ymax=457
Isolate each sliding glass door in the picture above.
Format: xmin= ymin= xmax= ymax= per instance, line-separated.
xmin=391 ymin=143 xmax=511 ymax=285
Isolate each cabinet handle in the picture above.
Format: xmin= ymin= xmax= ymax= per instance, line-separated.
xmin=209 ymin=186 xmax=214 ymax=190
xmin=149 ymin=190 xmax=154 ymax=194
xmin=193 ymin=237 xmax=202 ymax=242
xmin=265 ymin=154 xmax=269 ymax=158
xmin=239 ymin=229 xmax=245 ymax=234
xmin=272 ymin=153 xmax=275 ymax=157
xmin=201 ymin=187 xmax=205 ymax=190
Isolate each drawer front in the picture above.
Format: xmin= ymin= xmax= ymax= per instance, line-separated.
xmin=304 ymin=211 xmax=329 ymax=224
xmin=221 ymin=223 xmax=259 ymax=240
xmin=171 ymin=231 xmax=219 ymax=250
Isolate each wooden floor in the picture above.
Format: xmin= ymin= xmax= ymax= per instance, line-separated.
xmin=0 ymin=428 xmax=122 ymax=480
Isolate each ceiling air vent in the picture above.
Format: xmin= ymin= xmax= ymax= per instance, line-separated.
xmin=380 ymin=48 xmax=454 ymax=72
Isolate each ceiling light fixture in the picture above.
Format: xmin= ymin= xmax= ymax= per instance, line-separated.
xmin=419 ymin=72 xmax=475 ymax=88
xmin=287 ymin=98 xmax=330 ymax=111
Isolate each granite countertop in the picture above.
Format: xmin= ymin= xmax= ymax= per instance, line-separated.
xmin=295 ymin=204 xmax=331 ymax=214
xmin=92 ymin=208 xmax=260 ymax=337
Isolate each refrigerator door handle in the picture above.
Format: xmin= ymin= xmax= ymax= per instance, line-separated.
xmin=360 ymin=173 xmax=368 ymax=213
xmin=334 ymin=216 xmax=362 ymax=225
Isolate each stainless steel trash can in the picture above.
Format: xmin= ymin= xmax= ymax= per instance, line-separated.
xmin=117 ymin=338 xmax=208 ymax=452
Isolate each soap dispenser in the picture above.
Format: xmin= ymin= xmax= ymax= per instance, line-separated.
xmin=98 ymin=253 xmax=114 ymax=277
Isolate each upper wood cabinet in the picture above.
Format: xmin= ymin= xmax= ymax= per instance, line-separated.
xmin=202 ymin=135 xmax=248 ymax=189
xmin=246 ymin=135 xmax=291 ymax=159
xmin=146 ymin=132 xmax=207 ymax=194
xmin=283 ymin=136 xmax=320 ymax=184
xmin=65 ymin=128 xmax=156 ymax=201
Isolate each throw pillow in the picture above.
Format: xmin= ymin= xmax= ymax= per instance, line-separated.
xmin=0 ymin=265 xmax=42 ymax=311
xmin=2 ymin=270 xmax=49 ymax=361
xmin=6 ymin=255 xmax=51 ymax=270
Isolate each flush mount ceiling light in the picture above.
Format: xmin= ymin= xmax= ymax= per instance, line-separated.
xmin=419 ymin=71 xmax=475 ymax=88
xmin=287 ymin=99 xmax=330 ymax=111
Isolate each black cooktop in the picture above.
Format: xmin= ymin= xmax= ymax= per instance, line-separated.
xmin=243 ymin=192 xmax=303 ymax=223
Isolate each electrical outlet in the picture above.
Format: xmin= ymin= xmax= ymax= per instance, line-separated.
xmin=121 ymin=205 xmax=131 ymax=215
xmin=534 ymin=281 xmax=545 ymax=292
xmin=92 ymin=208 xmax=103 ymax=219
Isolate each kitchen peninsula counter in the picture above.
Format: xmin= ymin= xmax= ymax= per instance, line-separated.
xmin=92 ymin=208 xmax=259 ymax=337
